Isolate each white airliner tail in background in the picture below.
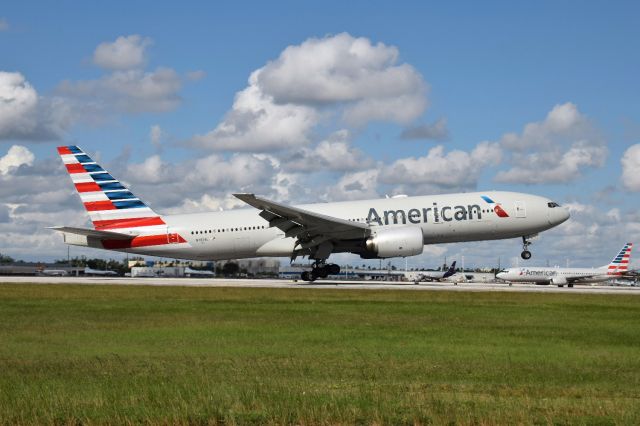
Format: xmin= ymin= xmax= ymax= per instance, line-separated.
xmin=600 ymin=242 xmax=633 ymax=275
xmin=496 ymin=243 xmax=634 ymax=287
xmin=51 ymin=146 xmax=570 ymax=281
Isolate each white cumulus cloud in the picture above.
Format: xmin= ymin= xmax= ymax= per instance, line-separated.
xmin=0 ymin=71 xmax=71 ymax=141
xmin=57 ymin=67 xmax=182 ymax=114
xmin=1 ymin=35 xmax=189 ymax=142
xmin=121 ymin=152 xmax=281 ymax=212
xmin=54 ymin=35 xmax=187 ymax=119
xmin=330 ymin=169 xmax=381 ymax=201
xmin=380 ymin=142 xmax=502 ymax=191
xmin=190 ymin=33 xmax=429 ymax=151
xmin=0 ymin=145 xmax=34 ymax=175
xmin=190 ymin=78 xmax=318 ymax=151
xmin=281 ymin=130 xmax=373 ymax=172
xmin=621 ymin=144 xmax=640 ymax=191
xmin=93 ymin=35 xmax=152 ymax=70
xmin=495 ymin=102 xmax=607 ymax=184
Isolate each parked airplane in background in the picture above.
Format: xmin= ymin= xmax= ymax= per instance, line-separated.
xmin=84 ymin=266 xmax=118 ymax=276
xmin=51 ymin=146 xmax=570 ymax=281
xmin=496 ymin=243 xmax=633 ymax=287
xmin=413 ymin=261 xmax=457 ymax=283
xmin=40 ymin=269 xmax=68 ymax=277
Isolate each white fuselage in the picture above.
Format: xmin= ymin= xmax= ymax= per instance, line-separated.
xmin=497 ymin=267 xmax=611 ymax=284
xmin=109 ymin=190 xmax=568 ymax=261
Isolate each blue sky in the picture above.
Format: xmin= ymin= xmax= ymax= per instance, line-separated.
xmin=1 ymin=1 xmax=639 ymax=268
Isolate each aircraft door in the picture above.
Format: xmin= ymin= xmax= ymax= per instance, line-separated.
xmin=514 ymin=201 xmax=526 ymax=218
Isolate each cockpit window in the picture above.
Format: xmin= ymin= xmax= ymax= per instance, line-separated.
xmin=547 ymin=202 xmax=561 ymax=208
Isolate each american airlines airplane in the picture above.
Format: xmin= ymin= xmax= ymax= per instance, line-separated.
xmin=496 ymin=243 xmax=633 ymax=287
xmin=51 ymin=146 xmax=570 ymax=281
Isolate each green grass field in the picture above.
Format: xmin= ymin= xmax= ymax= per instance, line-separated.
xmin=0 ymin=284 xmax=639 ymax=425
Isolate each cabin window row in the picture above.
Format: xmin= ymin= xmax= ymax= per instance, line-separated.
xmin=345 ymin=208 xmax=497 ymax=223
xmin=190 ymin=225 xmax=266 ymax=235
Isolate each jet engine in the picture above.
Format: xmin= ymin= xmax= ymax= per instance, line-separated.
xmin=364 ymin=226 xmax=424 ymax=258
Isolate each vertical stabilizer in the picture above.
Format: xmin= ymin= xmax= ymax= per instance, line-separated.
xmin=443 ymin=261 xmax=457 ymax=278
xmin=57 ymin=146 xmax=165 ymax=231
xmin=604 ymin=243 xmax=633 ymax=275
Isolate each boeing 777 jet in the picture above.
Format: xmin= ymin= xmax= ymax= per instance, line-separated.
xmin=51 ymin=146 xmax=570 ymax=281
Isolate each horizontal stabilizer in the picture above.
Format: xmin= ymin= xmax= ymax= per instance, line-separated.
xmin=48 ymin=226 xmax=134 ymax=240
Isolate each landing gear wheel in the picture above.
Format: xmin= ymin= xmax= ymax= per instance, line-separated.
xmin=327 ymin=264 xmax=340 ymax=275
xmin=301 ymin=271 xmax=314 ymax=282
xmin=309 ymin=259 xmax=333 ymax=280
xmin=568 ymin=284 xmax=574 ymax=288
xmin=521 ymin=250 xmax=532 ymax=260
xmin=316 ymin=266 xmax=328 ymax=279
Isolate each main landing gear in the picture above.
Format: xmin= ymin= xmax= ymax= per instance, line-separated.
xmin=521 ymin=236 xmax=532 ymax=260
xmin=301 ymin=261 xmax=341 ymax=282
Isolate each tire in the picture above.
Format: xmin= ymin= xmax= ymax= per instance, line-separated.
xmin=317 ymin=267 xmax=328 ymax=279
xmin=327 ymin=264 xmax=340 ymax=275
xmin=521 ymin=250 xmax=532 ymax=260
xmin=301 ymin=271 xmax=311 ymax=281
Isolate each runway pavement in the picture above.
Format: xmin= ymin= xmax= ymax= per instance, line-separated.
xmin=1 ymin=276 xmax=639 ymax=294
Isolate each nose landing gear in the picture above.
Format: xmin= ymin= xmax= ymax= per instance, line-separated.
xmin=521 ymin=236 xmax=532 ymax=260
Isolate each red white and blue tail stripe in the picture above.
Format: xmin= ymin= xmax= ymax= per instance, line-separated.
xmin=606 ymin=242 xmax=633 ymax=275
xmin=58 ymin=145 xmax=165 ymax=230
xmin=57 ymin=145 xmax=187 ymax=249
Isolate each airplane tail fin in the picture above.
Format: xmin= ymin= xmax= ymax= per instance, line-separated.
xmin=57 ymin=145 xmax=165 ymax=231
xmin=603 ymin=243 xmax=633 ymax=275
xmin=443 ymin=260 xmax=457 ymax=278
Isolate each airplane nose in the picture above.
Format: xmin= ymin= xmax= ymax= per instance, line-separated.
xmin=548 ymin=205 xmax=570 ymax=225
xmin=556 ymin=207 xmax=570 ymax=224
xmin=496 ymin=272 xmax=505 ymax=280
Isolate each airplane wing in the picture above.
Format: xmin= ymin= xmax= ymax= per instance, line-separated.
xmin=48 ymin=226 xmax=134 ymax=240
xmin=233 ymin=193 xmax=370 ymax=254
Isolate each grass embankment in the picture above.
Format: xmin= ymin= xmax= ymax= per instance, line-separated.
xmin=0 ymin=284 xmax=639 ymax=425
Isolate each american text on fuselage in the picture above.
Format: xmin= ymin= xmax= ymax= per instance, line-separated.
xmin=366 ymin=203 xmax=483 ymax=226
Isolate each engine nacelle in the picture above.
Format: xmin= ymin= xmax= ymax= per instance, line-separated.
xmin=365 ymin=226 xmax=424 ymax=258
xmin=550 ymin=276 xmax=568 ymax=286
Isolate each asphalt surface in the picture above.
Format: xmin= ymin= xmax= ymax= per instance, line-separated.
xmin=1 ymin=276 xmax=639 ymax=294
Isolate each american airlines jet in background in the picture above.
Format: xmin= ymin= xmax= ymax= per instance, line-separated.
xmin=51 ymin=146 xmax=570 ymax=281
xmin=496 ymin=243 xmax=633 ymax=287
